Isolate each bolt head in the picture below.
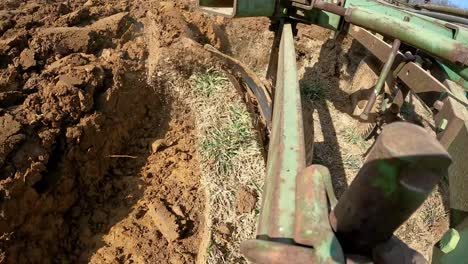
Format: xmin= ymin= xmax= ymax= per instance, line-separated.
xmin=440 ymin=228 xmax=460 ymax=253
xmin=433 ymin=100 xmax=444 ymax=111
xmin=438 ymin=118 xmax=448 ymax=131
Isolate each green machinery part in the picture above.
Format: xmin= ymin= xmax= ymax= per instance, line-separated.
xmin=196 ymin=0 xmax=468 ymax=263
xmin=199 ymin=0 xmax=468 ymax=90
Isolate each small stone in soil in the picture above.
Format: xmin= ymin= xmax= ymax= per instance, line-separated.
xmin=217 ymin=223 xmax=231 ymax=235
xmin=19 ymin=49 xmax=36 ymax=70
xmin=171 ymin=205 xmax=184 ymax=217
xmin=150 ymin=139 xmax=167 ymax=153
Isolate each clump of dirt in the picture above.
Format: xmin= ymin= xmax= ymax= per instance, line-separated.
xmin=235 ymin=187 xmax=258 ymax=214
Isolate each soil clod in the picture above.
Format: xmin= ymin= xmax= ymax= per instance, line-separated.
xmin=148 ymin=201 xmax=181 ymax=242
xmin=235 ymin=187 xmax=258 ymax=214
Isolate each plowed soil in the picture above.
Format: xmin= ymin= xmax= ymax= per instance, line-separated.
xmin=0 ymin=0 xmax=217 ymax=263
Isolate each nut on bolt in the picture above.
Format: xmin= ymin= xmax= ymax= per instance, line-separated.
xmin=433 ymin=100 xmax=444 ymax=111
xmin=438 ymin=118 xmax=448 ymax=131
xmin=440 ymin=228 xmax=460 ymax=253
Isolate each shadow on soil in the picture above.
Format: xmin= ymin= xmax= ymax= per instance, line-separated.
xmin=300 ymin=37 xmax=367 ymax=197
xmin=63 ymin=81 xmax=174 ymax=262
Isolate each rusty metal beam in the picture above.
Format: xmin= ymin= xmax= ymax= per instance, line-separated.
xmin=348 ymin=26 xmax=460 ymax=97
xmin=434 ymin=82 xmax=468 ymax=221
xmin=330 ymin=122 xmax=452 ymax=254
xmin=255 ymin=22 xmax=306 ymax=240
xmin=204 ymin=44 xmax=273 ymax=129
xmin=241 ymin=240 xmax=318 ymax=264
xmin=347 ymin=25 xmax=406 ymax=64
xmin=397 ymin=62 xmax=448 ymax=93
xmin=243 ymin=21 xmax=343 ymax=264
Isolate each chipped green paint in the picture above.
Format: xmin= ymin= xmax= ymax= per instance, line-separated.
xmin=316 ymin=235 xmax=344 ymax=264
xmin=372 ymin=161 xmax=398 ymax=197
xmin=257 ymin=23 xmax=306 ymax=238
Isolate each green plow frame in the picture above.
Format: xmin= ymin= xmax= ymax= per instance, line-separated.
xmin=197 ymin=0 xmax=468 ymax=263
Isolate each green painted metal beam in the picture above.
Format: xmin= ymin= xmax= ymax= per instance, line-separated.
xmin=345 ymin=0 xmax=468 ymax=84
xmin=344 ymin=7 xmax=468 ymax=68
xmin=257 ymin=22 xmax=306 ymax=239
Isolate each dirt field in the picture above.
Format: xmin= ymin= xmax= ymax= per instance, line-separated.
xmin=0 ymin=0 xmax=447 ymax=263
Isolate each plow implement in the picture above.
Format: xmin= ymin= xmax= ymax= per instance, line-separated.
xmin=197 ymin=0 xmax=468 ymax=263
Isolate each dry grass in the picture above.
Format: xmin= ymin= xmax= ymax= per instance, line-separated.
xmin=396 ymin=188 xmax=449 ymax=259
xmin=188 ymin=70 xmax=265 ymax=264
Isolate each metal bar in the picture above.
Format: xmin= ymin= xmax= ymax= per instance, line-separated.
xmin=360 ymin=39 xmax=401 ymax=120
xmin=241 ymin=240 xmax=318 ymax=264
xmin=410 ymin=9 xmax=468 ymax=26
xmin=344 ymin=7 xmax=468 ymax=67
xmin=434 ymin=83 xmax=468 ymax=226
xmin=256 ymin=22 xmax=306 ymax=240
xmin=204 ymin=44 xmax=273 ymax=129
xmin=294 ymin=165 xmax=344 ymax=263
xmin=314 ymin=0 xmax=347 ymax=16
xmin=417 ymin=4 xmax=468 ymax=19
xmin=242 ymin=22 xmax=314 ymax=264
xmin=348 ymin=26 xmax=465 ymax=98
xmin=396 ymin=62 xmax=448 ymax=93
xmin=330 ymin=122 xmax=452 ymax=254
xmin=347 ymin=25 xmax=405 ymax=63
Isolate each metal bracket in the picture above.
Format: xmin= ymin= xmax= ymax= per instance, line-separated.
xmin=291 ymin=0 xmax=315 ymax=10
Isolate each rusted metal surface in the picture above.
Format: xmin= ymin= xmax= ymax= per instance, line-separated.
xmin=241 ymin=239 xmax=318 ymax=264
xmin=294 ymin=165 xmax=344 ymax=263
xmin=434 ymin=83 xmax=468 ymax=149
xmin=434 ymin=82 xmax=468 ymax=215
xmin=348 ymin=25 xmax=462 ymax=97
xmin=331 ymin=122 xmax=452 ymax=254
xmin=409 ymin=9 xmax=468 ymax=26
xmin=347 ymin=25 xmax=407 ymax=70
xmin=417 ymin=4 xmax=468 ymax=19
xmin=291 ymin=0 xmax=347 ymax=14
xmin=204 ymin=44 xmax=273 ymax=129
xmin=291 ymin=0 xmax=315 ymax=11
xmin=396 ymin=62 xmax=448 ymax=93
xmin=360 ymin=39 xmax=400 ymax=120
xmin=248 ymin=21 xmax=345 ymax=264
xmin=257 ymin=22 xmax=306 ymax=240
xmin=446 ymin=122 xmax=468 ymax=216
xmin=313 ymin=0 xmax=347 ymax=16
